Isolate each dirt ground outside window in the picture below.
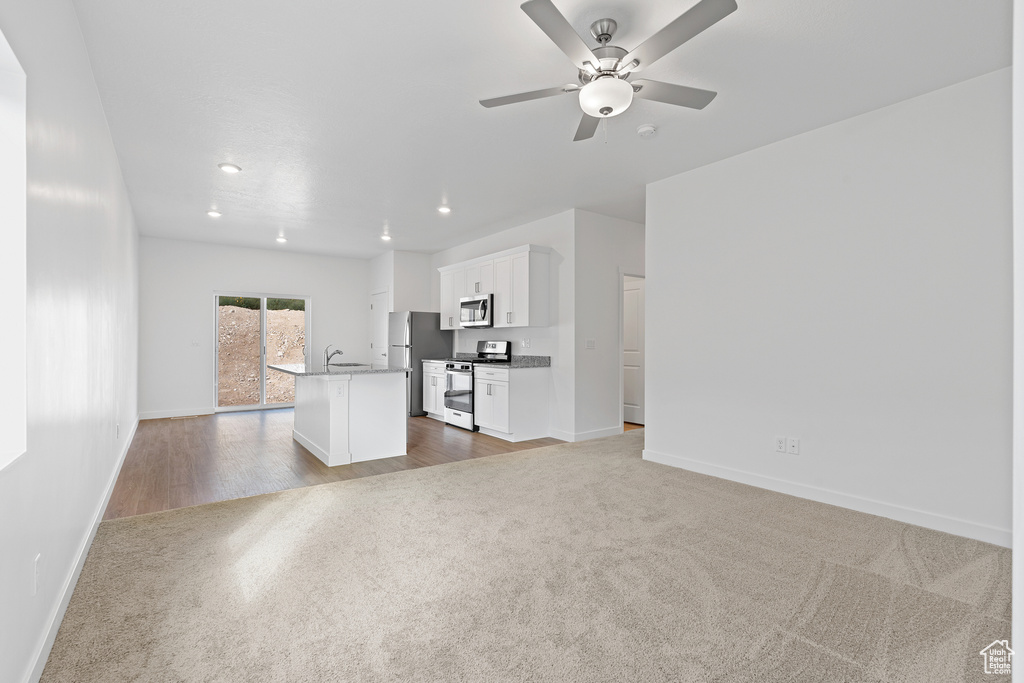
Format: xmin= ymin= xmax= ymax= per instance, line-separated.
xmin=217 ymin=305 xmax=306 ymax=406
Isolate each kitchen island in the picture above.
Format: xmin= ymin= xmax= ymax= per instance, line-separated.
xmin=268 ymin=364 xmax=408 ymax=467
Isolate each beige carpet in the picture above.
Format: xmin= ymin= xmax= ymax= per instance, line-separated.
xmin=42 ymin=431 xmax=1010 ymax=682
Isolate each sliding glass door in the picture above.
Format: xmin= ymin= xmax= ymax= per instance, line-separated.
xmin=265 ymin=298 xmax=307 ymax=404
xmin=216 ymin=295 xmax=308 ymax=410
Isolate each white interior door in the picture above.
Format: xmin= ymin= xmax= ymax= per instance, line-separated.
xmin=623 ymin=276 xmax=645 ymax=425
xmin=370 ymin=290 xmax=389 ymax=369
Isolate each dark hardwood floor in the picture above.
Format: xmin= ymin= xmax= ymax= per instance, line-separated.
xmin=104 ymin=410 xmax=563 ymax=520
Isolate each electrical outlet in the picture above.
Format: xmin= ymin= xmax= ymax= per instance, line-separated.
xmin=775 ymin=436 xmax=787 ymax=453
xmin=32 ymin=553 xmax=41 ymax=596
xmin=787 ymin=437 xmax=800 ymax=455
xmin=523 ymin=339 xmax=531 ymax=348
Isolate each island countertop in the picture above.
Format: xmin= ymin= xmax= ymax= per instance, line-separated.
xmin=268 ymin=363 xmax=410 ymax=377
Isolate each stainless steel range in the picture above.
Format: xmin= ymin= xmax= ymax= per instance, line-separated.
xmin=443 ymin=341 xmax=511 ymax=431
xmin=443 ymin=361 xmax=475 ymax=430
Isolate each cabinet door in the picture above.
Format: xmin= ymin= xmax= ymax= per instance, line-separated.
xmin=464 ymin=261 xmax=494 ymax=295
xmin=492 ymin=255 xmax=512 ymax=328
xmin=440 ymin=271 xmax=455 ymax=330
xmin=440 ymin=268 xmax=468 ymax=329
xmin=423 ymin=373 xmax=435 ymax=414
xmin=490 ymin=381 xmax=510 ymax=432
xmin=509 ymin=252 xmax=530 ymax=327
xmin=433 ymin=377 xmax=446 ymax=415
xmin=473 ymin=379 xmax=493 ymax=429
xmin=478 ymin=261 xmax=494 ymax=294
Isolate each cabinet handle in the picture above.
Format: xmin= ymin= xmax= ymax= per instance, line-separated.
xmin=487 ymin=384 xmax=492 ymax=396
xmin=381 ymin=352 xmax=386 ymax=357
xmin=449 ymin=316 xmax=453 ymax=327
xmin=506 ymin=312 xmax=512 ymax=324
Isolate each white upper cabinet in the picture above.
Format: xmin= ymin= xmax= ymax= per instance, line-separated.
xmin=464 ymin=260 xmax=494 ymax=296
xmin=440 ymin=270 xmax=455 ymax=330
xmin=440 ymin=267 xmax=468 ymax=330
xmin=493 ymin=249 xmax=548 ymax=328
xmin=438 ymin=245 xmax=549 ymax=329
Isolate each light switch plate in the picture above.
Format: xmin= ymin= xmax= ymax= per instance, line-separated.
xmin=585 ymin=339 xmax=596 ymax=350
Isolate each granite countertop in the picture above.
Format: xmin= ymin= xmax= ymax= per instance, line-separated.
xmin=422 ymin=355 xmax=551 ymax=369
xmin=268 ymin=363 xmax=409 ymax=377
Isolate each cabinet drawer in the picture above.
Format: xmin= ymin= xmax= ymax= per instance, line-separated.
xmin=474 ymin=367 xmax=509 ymax=382
xmin=423 ymin=361 xmax=446 ymax=373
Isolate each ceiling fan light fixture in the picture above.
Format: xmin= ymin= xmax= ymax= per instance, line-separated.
xmin=579 ymin=77 xmax=633 ymax=118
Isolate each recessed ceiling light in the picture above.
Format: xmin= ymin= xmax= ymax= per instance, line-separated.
xmin=207 ymin=210 xmax=222 ymax=218
xmin=218 ymin=163 xmax=241 ymax=174
xmin=276 ymin=236 xmax=287 ymax=243
xmin=381 ymin=234 xmax=392 ymax=241
xmin=437 ymin=206 xmax=451 ymax=214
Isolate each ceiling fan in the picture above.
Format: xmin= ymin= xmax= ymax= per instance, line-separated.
xmin=480 ymin=0 xmax=737 ymax=141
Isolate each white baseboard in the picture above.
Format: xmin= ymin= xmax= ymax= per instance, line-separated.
xmin=642 ymin=448 xmax=1011 ymax=548
xmin=575 ymin=426 xmax=624 ymax=441
xmin=27 ymin=416 xmax=140 ymax=683
xmin=548 ymin=428 xmax=576 ymax=442
xmin=547 ymin=426 xmax=623 ymax=443
xmin=139 ymin=408 xmax=214 ymax=420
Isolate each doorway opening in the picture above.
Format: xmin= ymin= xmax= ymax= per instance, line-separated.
xmin=621 ymin=274 xmax=645 ymax=428
xmin=369 ymin=289 xmax=389 ymax=369
xmin=215 ymin=294 xmax=309 ymax=410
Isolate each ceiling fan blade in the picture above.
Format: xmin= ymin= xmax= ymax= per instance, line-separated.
xmin=573 ymin=114 xmax=600 ymax=141
xmin=623 ymin=0 xmax=737 ymax=72
xmin=480 ymin=85 xmax=577 ymax=108
xmin=521 ymin=0 xmax=600 ymax=70
xmin=631 ymin=79 xmax=717 ymax=109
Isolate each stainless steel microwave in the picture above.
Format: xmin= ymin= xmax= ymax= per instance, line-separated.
xmin=459 ymin=293 xmax=493 ymax=328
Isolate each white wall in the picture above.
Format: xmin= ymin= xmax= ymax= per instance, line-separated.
xmin=0 ymin=27 xmax=26 ymax=469
xmin=573 ymin=210 xmax=644 ymax=439
xmin=1012 ymin=0 xmax=1023 ymax=669
xmin=139 ymin=237 xmax=369 ymax=418
xmin=392 ymin=251 xmax=433 ymax=312
xmin=0 ymin=2 xmax=140 ymax=681
xmin=431 ymin=211 xmax=577 ymax=438
xmin=645 ymin=69 xmax=1012 ymax=545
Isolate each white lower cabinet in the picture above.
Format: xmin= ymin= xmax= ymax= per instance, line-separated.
xmin=422 ymin=362 xmax=447 ymax=418
xmin=472 ymin=367 xmax=549 ymax=442
xmin=474 ymin=378 xmax=509 ymax=433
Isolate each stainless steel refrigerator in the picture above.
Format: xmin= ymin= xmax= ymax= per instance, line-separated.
xmin=388 ymin=312 xmax=453 ymax=416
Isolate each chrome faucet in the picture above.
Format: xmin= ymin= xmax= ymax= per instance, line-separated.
xmin=323 ymin=345 xmax=344 ymax=369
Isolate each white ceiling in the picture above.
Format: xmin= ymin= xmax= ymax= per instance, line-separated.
xmin=72 ymin=0 xmax=1011 ymax=259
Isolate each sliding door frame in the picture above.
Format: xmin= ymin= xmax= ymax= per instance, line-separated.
xmin=213 ymin=291 xmax=312 ymax=413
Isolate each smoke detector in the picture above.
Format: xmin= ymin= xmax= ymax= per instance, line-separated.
xmin=637 ymin=124 xmax=657 ymax=138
